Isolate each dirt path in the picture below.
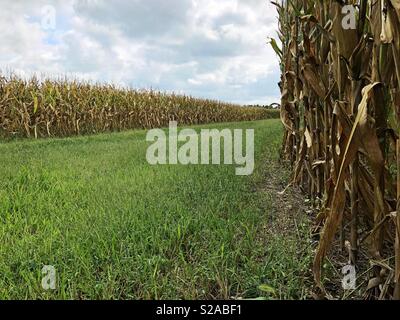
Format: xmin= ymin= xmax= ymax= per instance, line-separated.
xmin=254 ymin=156 xmax=315 ymax=299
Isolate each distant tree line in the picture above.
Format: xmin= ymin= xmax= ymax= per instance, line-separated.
xmin=244 ymin=103 xmax=280 ymax=109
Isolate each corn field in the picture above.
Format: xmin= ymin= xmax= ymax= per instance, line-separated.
xmin=274 ymin=0 xmax=400 ymax=298
xmin=0 ymin=74 xmax=277 ymax=139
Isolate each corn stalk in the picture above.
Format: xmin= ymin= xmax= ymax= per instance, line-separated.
xmin=0 ymin=74 xmax=278 ymax=139
xmin=273 ymin=0 xmax=400 ymax=299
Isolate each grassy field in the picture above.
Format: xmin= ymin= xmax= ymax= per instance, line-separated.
xmin=0 ymin=119 xmax=311 ymax=299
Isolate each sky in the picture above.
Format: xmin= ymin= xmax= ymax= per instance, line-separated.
xmin=0 ymin=0 xmax=280 ymax=105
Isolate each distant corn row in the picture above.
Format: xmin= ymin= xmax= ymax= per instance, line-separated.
xmin=274 ymin=0 xmax=400 ymax=299
xmin=0 ymin=75 xmax=278 ymax=138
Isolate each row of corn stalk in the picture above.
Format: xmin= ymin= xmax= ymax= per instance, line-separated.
xmin=0 ymin=74 xmax=278 ymax=139
xmin=273 ymin=0 xmax=400 ymax=299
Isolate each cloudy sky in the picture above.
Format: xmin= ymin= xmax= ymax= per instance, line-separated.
xmin=0 ymin=0 xmax=280 ymax=105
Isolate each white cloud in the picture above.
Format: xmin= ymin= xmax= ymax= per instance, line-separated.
xmin=0 ymin=0 xmax=280 ymax=104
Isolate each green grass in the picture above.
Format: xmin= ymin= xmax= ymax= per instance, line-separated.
xmin=0 ymin=119 xmax=311 ymax=299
